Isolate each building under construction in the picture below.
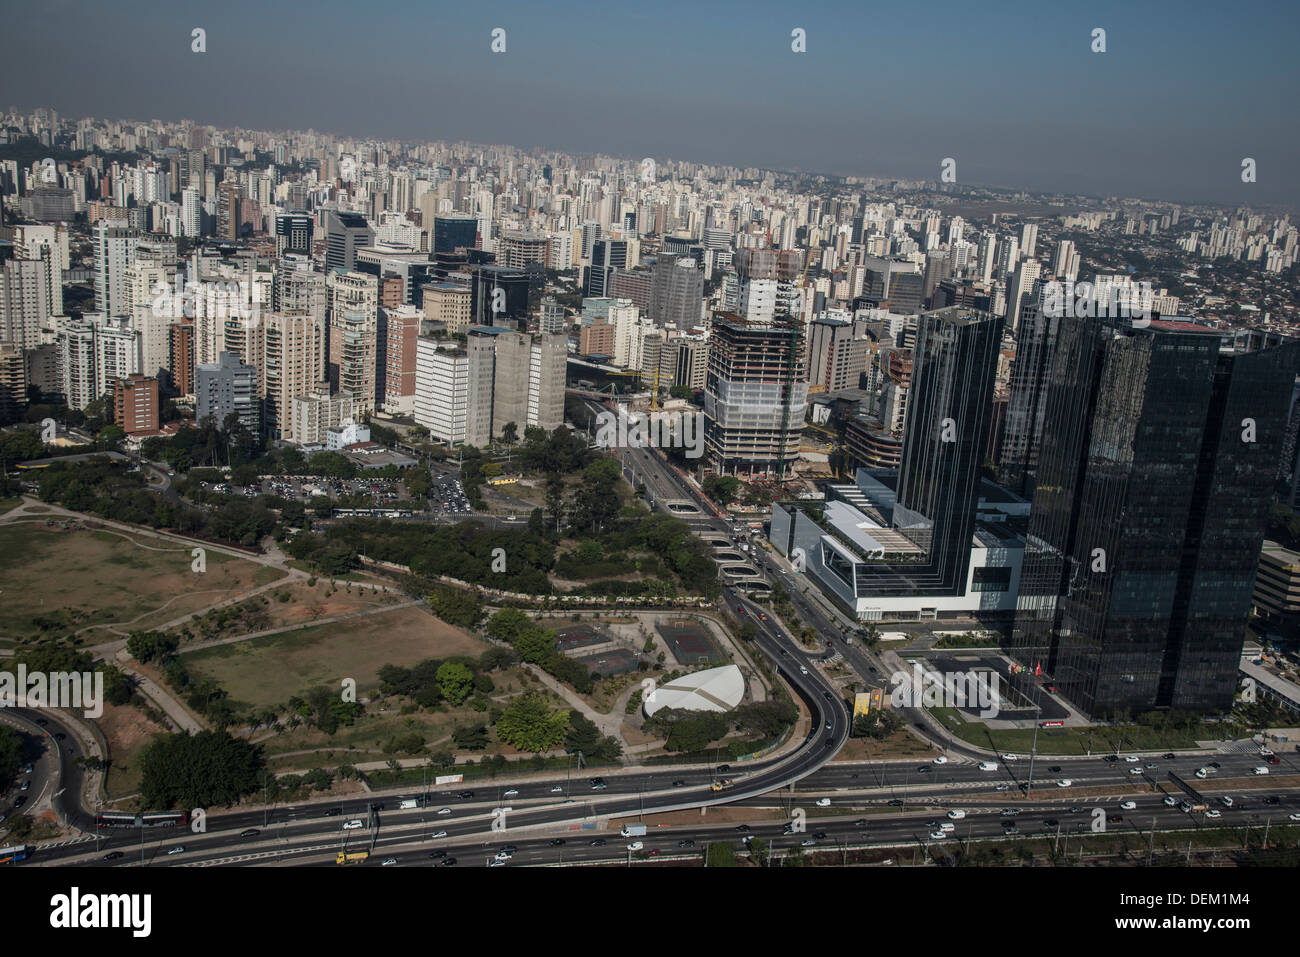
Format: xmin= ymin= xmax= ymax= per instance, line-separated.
xmin=703 ymin=312 xmax=808 ymax=477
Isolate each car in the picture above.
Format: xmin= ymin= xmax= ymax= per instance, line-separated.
xmin=815 ymin=797 xmax=832 ymax=807
xmin=54 ymin=732 xmax=66 ymax=741
xmin=239 ymin=828 xmax=259 ymax=837
xmin=1069 ymin=807 xmax=1085 ymax=814
xmin=1265 ymin=795 xmax=1280 ymax=806
xmin=937 ymin=824 xmax=954 ymax=834
xmin=382 ymin=857 xmax=398 ymax=866
xmin=1102 ymin=754 xmax=1118 ymax=763
xmin=1252 ymin=766 xmax=1270 ymax=775
xmin=801 ymin=838 xmax=816 ymax=847
xmin=1209 ymin=762 xmax=1221 ymax=769
xmin=1107 ymin=814 xmax=1123 ymax=823
xmin=994 ymin=783 xmax=1011 ymax=791
xmin=1164 ymin=796 xmax=1178 ymax=806
xmin=489 ymin=859 xmax=506 ymax=867
xmin=1057 ymin=780 xmax=1073 ymax=788
xmin=503 ymin=788 xmax=519 ymax=797
xmin=430 ymin=830 xmax=448 ymax=839
xmin=441 ymin=857 xmax=458 ymax=866
xmin=19 ymin=780 xmax=29 ymax=791
xmin=167 ymin=845 xmax=186 ymax=855
xmin=854 ymin=819 xmax=868 ymax=827
xmin=917 ymin=765 xmax=932 ymax=773
xmin=1129 ymin=767 xmax=1145 ymax=776
xmin=103 ymin=851 xmax=124 ymax=861
xmin=1043 ymin=818 xmax=1060 ymax=828
xmin=887 ymin=799 xmax=904 ymax=807
xmin=1002 ymin=825 xmax=1020 ymax=835
xmin=933 ymin=756 xmax=948 ymax=765
xmin=457 ymin=790 xmax=475 ymax=799
xmin=813 ymin=831 xmax=829 ymax=840
xmin=736 ymin=606 xmax=747 ymax=615
xmin=1000 ymin=808 xmax=1021 ymax=817
xmin=1260 ymin=748 xmax=1275 ymax=757
xmin=978 ymin=761 xmax=998 ymax=772
xmin=823 ymin=691 xmax=833 ymax=700
xmin=1205 ymin=810 xmax=1222 ymax=819
xmin=437 ymin=807 xmax=452 ymax=815
xmin=590 ymin=839 xmax=607 ymax=847
xmin=825 ymin=721 xmax=833 ymax=730
xmin=1001 ymin=753 xmax=1018 ymax=761
xmin=648 ymin=848 xmax=661 ymax=856
xmin=1144 ymin=763 xmax=1158 ymax=770
xmin=757 ymin=613 xmax=768 ymax=622
xmin=1195 ymin=768 xmax=1209 ymax=779
xmin=323 ymin=807 xmax=343 ymax=817
xmin=928 ymin=831 xmax=947 ymax=840
xmin=342 ymin=819 xmax=364 ymax=830
xmin=947 ymin=809 xmax=966 ymax=820
xmin=1289 ymin=813 xmax=1300 ymax=822
xmin=626 ymin=841 xmax=643 ymax=851
xmin=1268 ymin=756 xmax=1281 ymax=765
xmin=1177 ymin=800 xmax=1191 ymax=811
xmin=1048 ymin=765 xmax=1062 ymax=773
xmin=716 ymin=765 xmax=731 ymax=773
xmin=494 ymin=852 xmax=512 ymax=861
xmin=735 ymin=824 xmax=752 ymax=832
xmin=550 ymin=785 xmax=564 ymax=793
xmin=1125 ymin=755 xmax=1140 ymax=762
xmin=1163 ymin=753 xmax=1176 ymax=760
xmin=1120 ymin=801 xmax=1137 ymax=810
xmin=799 ymin=666 xmax=808 ymax=675
xmin=429 ymin=850 xmax=447 ymax=859
xmin=12 ymin=795 xmax=26 ymax=808
xmin=672 ymin=780 xmax=686 ymax=788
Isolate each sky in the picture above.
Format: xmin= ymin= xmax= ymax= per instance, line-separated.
xmin=2 ymin=0 xmax=1297 ymax=208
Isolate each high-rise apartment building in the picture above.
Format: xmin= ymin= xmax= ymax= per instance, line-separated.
xmin=93 ymin=222 xmax=138 ymax=317
xmin=196 ymin=350 xmax=258 ymax=432
xmin=113 ymin=374 xmax=159 ymax=435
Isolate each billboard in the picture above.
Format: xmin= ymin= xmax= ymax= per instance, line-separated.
xmin=434 ymin=774 xmax=464 ymax=785
xmin=853 ymin=692 xmax=872 ymax=717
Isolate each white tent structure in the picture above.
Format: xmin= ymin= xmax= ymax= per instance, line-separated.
xmin=643 ymin=664 xmax=746 ymax=717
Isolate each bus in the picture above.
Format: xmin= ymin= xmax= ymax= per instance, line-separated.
xmin=0 ymin=844 xmax=32 ymax=864
xmin=95 ymin=811 xmax=188 ymax=829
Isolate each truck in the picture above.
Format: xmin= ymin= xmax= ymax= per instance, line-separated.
xmin=620 ymin=823 xmax=647 ymax=838
xmin=710 ymin=778 xmax=734 ymax=792
xmin=399 ymin=799 xmax=419 ymax=810
xmin=336 ymin=850 xmax=369 ymax=865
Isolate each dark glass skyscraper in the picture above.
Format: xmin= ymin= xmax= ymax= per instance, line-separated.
xmin=1008 ymin=318 xmax=1300 ymax=716
xmin=431 ymin=215 xmax=478 ymax=255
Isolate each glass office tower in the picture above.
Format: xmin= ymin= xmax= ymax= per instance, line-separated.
xmin=1009 ymin=318 xmax=1300 ymax=716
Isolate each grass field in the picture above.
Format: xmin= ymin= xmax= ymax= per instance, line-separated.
xmin=931 ymin=706 xmax=1206 ymax=754
xmin=180 ymin=604 xmax=489 ymax=710
xmin=0 ymin=522 xmax=287 ymax=641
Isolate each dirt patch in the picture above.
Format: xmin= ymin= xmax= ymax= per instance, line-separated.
xmin=98 ymin=700 xmax=168 ymax=800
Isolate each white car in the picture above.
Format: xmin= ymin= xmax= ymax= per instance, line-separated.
xmin=626 ymin=841 xmax=643 ymax=851
xmin=1204 ymin=810 xmax=1222 ymax=819
xmin=430 ymin=830 xmax=448 ymax=839
xmin=978 ymin=761 xmax=998 ymax=771
xmin=815 ymin=798 xmax=832 ymax=807
xmin=800 ymin=838 xmax=816 ymax=847
xmin=1195 ymin=768 xmax=1208 ymax=779
xmin=1001 ymin=753 xmax=1018 ymax=761
xmin=550 ymin=785 xmax=563 ymax=793
xmin=503 ymin=789 xmax=519 ymax=797
xmin=342 ymin=819 xmax=364 ymax=830
xmin=929 ymin=830 xmax=947 ymax=840
xmin=1259 ymin=748 xmax=1274 ymax=757
xmin=1057 ymin=779 xmax=1073 ymax=788
xmin=1124 ymin=755 xmax=1140 ymax=763
xmin=382 ymin=857 xmax=398 ymax=866
xmin=494 ymin=851 xmax=512 ymax=861
xmin=1163 ymin=796 xmax=1178 ymax=806
xmin=995 ymin=783 xmax=1010 ymax=791
xmin=1220 ymin=796 xmax=1233 ymax=808
xmin=437 ymin=807 xmax=452 ymax=815
xmin=1288 ymin=813 xmax=1300 ymax=822
xmin=939 ymin=822 xmax=955 ymax=832
xmin=947 ymin=809 xmax=966 ymax=820
xmin=1129 ymin=767 xmax=1145 ymax=775
xmin=932 ymin=756 xmax=948 ymax=765
xmin=799 ymin=666 xmax=808 ymax=675
xmin=489 ymin=859 xmax=506 ymax=867
xmin=1120 ymin=801 xmax=1137 ymax=810
xmin=167 ymin=845 xmax=186 ymax=855
xmin=1252 ymin=766 xmax=1270 ymax=775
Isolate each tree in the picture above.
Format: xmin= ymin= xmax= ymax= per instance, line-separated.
xmin=436 ymin=661 xmax=474 ymax=706
xmin=500 ymin=422 xmax=519 ymax=445
xmin=495 ymin=693 xmax=570 ymax=753
xmin=139 ymin=730 xmax=264 ymax=810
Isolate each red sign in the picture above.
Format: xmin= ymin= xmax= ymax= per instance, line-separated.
xmin=1040 ymin=720 xmax=1065 ymax=728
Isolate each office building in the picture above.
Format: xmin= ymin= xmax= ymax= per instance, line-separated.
xmin=1008 ymin=320 xmax=1300 ymax=716
xmin=325 ymin=210 xmax=375 ymax=272
xmin=196 ymin=350 xmax=258 ymax=432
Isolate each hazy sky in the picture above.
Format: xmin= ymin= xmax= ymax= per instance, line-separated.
xmin=3 ymin=0 xmax=1297 ymax=207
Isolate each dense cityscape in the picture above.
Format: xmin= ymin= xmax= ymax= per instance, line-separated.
xmin=1 ymin=2 xmax=1298 ymax=938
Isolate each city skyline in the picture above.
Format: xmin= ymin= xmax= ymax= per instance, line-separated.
xmin=3 ymin=0 xmax=1299 ymax=208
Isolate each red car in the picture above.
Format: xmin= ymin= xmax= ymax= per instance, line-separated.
xmin=758 ymin=613 xmax=768 ymax=622
xmin=736 ymin=606 xmax=747 ymax=616
xmin=648 ymin=848 xmax=661 ymax=856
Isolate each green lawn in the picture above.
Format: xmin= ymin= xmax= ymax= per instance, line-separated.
xmin=931 ymin=707 xmax=1207 ymax=755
